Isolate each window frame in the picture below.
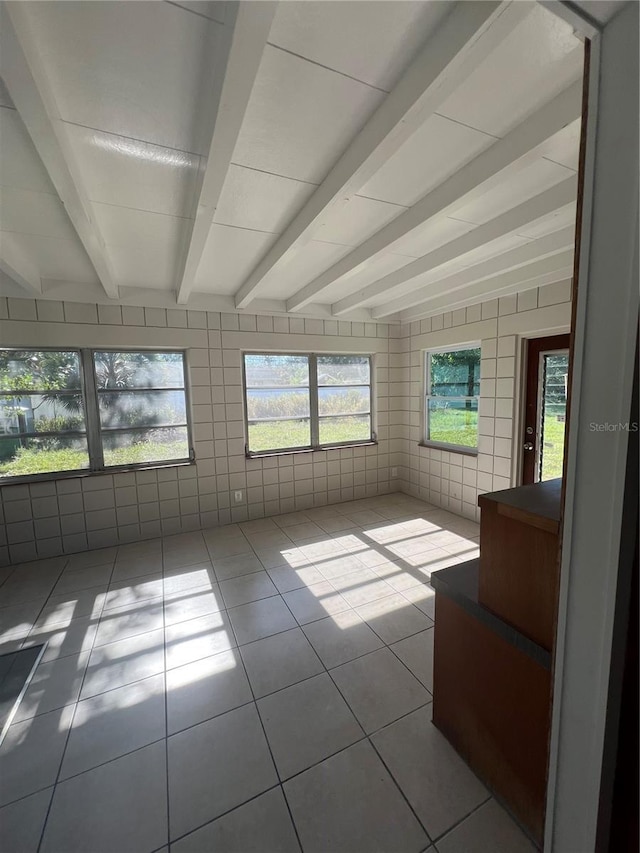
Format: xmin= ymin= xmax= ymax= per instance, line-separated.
xmin=0 ymin=347 xmax=194 ymax=484
xmin=423 ymin=344 xmax=480 ymax=455
xmin=243 ymin=351 xmax=376 ymax=457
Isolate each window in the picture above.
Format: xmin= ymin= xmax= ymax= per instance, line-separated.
xmin=93 ymin=351 xmax=190 ymax=468
xmin=0 ymin=348 xmax=191 ymax=480
xmin=0 ymin=350 xmax=89 ymax=476
xmin=243 ymin=353 xmax=373 ymax=455
xmin=425 ymin=346 xmax=480 ymax=451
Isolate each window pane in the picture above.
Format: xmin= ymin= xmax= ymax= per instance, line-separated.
xmin=318 ymin=386 xmax=370 ymax=416
xmin=93 ymin=351 xmax=189 ymax=468
xmin=244 ymin=354 xmax=309 ymax=388
xmin=540 ymin=353 xmax=569 ymax=481
xmin=246 ymin=389 xmax=310 ymax=420
xmin=0 ymin=350 xmax=81 ymax=392
xmin=245 ymin=355 xmax=312 ymax=452
xmin=248 ymin=419 xmax=311 ymax=452
xmin=430 ymin=348 xmax=480 ymax=397
xmin=102 ymin=427 xmax=189 ymax=467
xmin=428 ymin=399 xmax=478 ymax=448
xmin=98 ymin=390 xmax=186 ymax=429
xmin=319 ymin=415 xmax=371 ymax=445
xmin=93 ymin=352 xmax=185 ymax=389
xmin=0 ymin=350 xmax=87 ymax=479
xmin=317 ymin=356 xmax=370 ymax=385
xmin=0 ymin=394 xmax=85 ymax=435
xmin=0 ymin=435 xmax=89 ymax=477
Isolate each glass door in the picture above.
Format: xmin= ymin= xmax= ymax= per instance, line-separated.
xmin=522 ymin=334 xmax=570 ymax=484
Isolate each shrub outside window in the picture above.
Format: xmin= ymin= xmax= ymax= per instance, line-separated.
xmin=425 ymin=346 xmax=480 ymax=451
xmin=243 ymin=353 xmax=373 ymax=455
xmin=93 ymin=351 xmax=190 ymax=468
xmin=0 ymin=350 xmax=89 ymax=476
xmin=0 ymin=349 xmax=191 ymax=480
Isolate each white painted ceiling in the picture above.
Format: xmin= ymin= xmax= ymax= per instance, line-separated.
xmin=0 ymin=0 xmax=583 ymax=322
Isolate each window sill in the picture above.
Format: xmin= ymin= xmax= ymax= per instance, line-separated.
xmin=246 ymin=440 xmax=378 ymax=459
xmin=418 ymin=442 xmax=478 ymax=458
xmin=0 ymin=459 xmax=195 ymax=487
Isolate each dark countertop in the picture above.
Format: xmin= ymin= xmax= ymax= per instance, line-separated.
xmin=431 ymin=561 xmax=552 ymax=670
xmin=478 ymin=478 xmax=562 ymax=532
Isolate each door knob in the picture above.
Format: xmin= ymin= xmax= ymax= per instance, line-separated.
xmin=523 ymin=442 xmax=534 ymax=451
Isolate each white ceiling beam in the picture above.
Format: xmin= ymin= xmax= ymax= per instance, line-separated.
xmin=286 ymin=80 xmax=583 ymax=313
xmin=233 ymin=0 xmax=529 ymax=310
xmin=373 ymin=226 xmax=575 ymax=318
xmin=538 ymin=1 xmax=600 ymax=39
xmin=0 ymin=4 xmax=119 ymax=300
xmin=0 ymin=233 xmax=42 ymax=295
xmin=398 ymin=254 xmax=574 ymax=322
xmin=176 ymin=1 xmax=277 ymax=304
xmin=332 ymin=176 xmax=577 ymax=315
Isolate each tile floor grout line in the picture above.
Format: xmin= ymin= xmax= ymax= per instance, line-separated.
xmin=216 ymin=594 xmax=306 ymax=853
xmin=385 ymin=630 xmax=435 ymax=695
xmin=0 ymin=782 xmax=56 ymax=815
xmin=34 ymin=553 xmax=119 ymax=853
xmin=260 ymin=585 xmax=435 ymax=829
xmin=6 ymin=518 xmax=447 ymax=668
xmin=240 ymin=516 xmax=452 ymax=844
xmin=275 ymin=588 xmax=372 ymax=734
xmin=365 ymin=699 xmax=433 ymax=740
xmin=1 ymin=499 xmax=484 ymax=851
xmin=16 ymin=557 xmax=72 ymax=652
xmin=278 ymin=733 xmax=369 ymax=786
xmin=16 ymin=619 xmax=430 ymax=764
xmin=279 ymin=784 xmax=306 ymax=853
xmin=11 ymin=591 xmax=406 ymax=716
xmin=161 ymin=536 xmax=172 ymax=853
xmin=44 ymin=735 xmax=169 ymax=794
xmin=368 ymin=731 xmax=435 ymax=846
xmin=431 ymin=792 xmax=493 ymax=844
xmin=201 ymin=528 xmax=312 ymax=851
xmin=238 ymin=584 xmax=378 ymax=846
xmin=0 ymin=562 xmax=18 ymax=591
xmin=248 ymin=638 xmax=415 ymax=703
xmin=166 ymin=781 xmax=284 ymax=849
xmin=353 ymin=605 xmax=434 ymax=649
xmin=3 ymin=645 xmax=434 ymax=802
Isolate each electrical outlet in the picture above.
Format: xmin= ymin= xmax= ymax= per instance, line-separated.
xmin=233 ymin=490 xmax=243 ymax=504
xmin=391 ymin=467 xmax=398 ymax=477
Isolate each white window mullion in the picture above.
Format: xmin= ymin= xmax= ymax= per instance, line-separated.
xmin=309 ymin=353 xmax=320 ymax=448
xmin=82 ymin=349 xmax=104 ymax=471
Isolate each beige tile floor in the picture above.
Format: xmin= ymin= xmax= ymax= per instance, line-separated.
xmin=0 ymin=493 xmax=536 ymax=853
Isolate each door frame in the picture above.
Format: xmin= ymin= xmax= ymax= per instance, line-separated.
xmin=541 ymin=4 xmax=638 ymax=852
xmin=522 ymin=334 xmax=571 ymax=484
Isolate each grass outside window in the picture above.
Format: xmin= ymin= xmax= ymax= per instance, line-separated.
xmin=244 ymin=353 xmax=374 ymax=455
xmin=425 ymin=346 xmax=480 ymax=451
xmin=0 ymin=348 xmax=191 ymax=481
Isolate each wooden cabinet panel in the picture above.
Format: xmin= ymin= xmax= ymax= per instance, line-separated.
xmin=478 ymin=479 xmax=561 ymax=651
xmin=433 ymin=593 xmax=551 ymax=845
xmin=479 ymin=502 xmax=559 ymax=651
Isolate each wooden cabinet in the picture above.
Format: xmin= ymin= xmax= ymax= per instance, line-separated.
xmin=479 ymin=479 xmax=561 ymax=651
xmin=431 ymin=479 xmax=562 ymax=847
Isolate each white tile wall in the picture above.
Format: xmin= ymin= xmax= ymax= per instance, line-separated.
xmin=0 ymin=283 xmax=571 ymax=564
xmin=391 ymin=282 xmax=572 ymax=521
xmin=0 ymin=299 xmax=397 ymax=565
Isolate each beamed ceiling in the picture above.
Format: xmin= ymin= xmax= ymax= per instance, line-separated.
xmin=0 ymin=0 xmax=583 ymax=323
